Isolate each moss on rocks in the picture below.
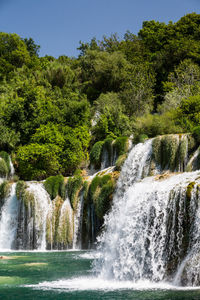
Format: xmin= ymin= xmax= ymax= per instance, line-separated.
xmin=44 ymin=175 xmax=65 ymax=201
xmin=115 ymin=154 xmax=127 ymax=171
xmin=0 ymin=158 xmax=9 ymax=178
xmin=113 ymin=137 xmax=129 ymax=156
xmin=90 ymin=141 xmax=104 ymax=169
xmin=16 ymin=181 xmax=35 ymax=209
xmin=89 ymin=174 xmax=114 ymax=220
xmin=0 ymin=151 xmax=11 ymax=174
xmin=0 ymin=181 xmax=9 ymax=208
xmin=186 ymin=182 xmax=195 ymax=200
xmin=67 ymin=175 xmax=83 ymax=210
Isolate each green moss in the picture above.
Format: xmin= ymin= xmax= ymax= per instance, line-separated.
xmin=115 ymin=154 xmax=127 ymax=171
xmin=44 ymin=175 xmax=65 ymax=201
xmin=67 ymin=175 xmax=83 ymax=210
xmin=152 ymin=137 xmax=162 ymax=166
xmin=0 ymin=151 xmax=11 ymax=174
xmin=162 ymin=135 xmax=179 ymax=170
xmin=113 ymin=137 xmax=129 ymax=156
xmin=178 ymin=137 xmax=188 ymax=167
xmin=0 ymin=159 xmax=8 ymax=178
xmin=89 ymin=176 xmax=101 ymax=203
xmin=138 ymin=134 xmax=148 ymax=143
xmin=187 ymin=134 xmax=196 ymax=153
xmin=89 ymin=173 xmax=114 ymax=220
xmin=186 ymin=182 xmax=195 ymax=200
xmin=103 ymin=137 xmax=114 ymax=162
xmin=192 ymin=126 xmax=200 ymax=144
xmin=152 ymin=135 xmax=180 ymax=171
xmin=16 ymin=181 xmax=35 ymax=209
xmin=0 ymin=181 xmax=9 ymax=205
xmin=90 ymin=141 xmax=104 ymax=169
xmin=16 ymin=181 xmax=27 ymax=201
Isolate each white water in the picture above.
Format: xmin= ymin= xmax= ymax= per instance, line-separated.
xmin=57 ymin=196 xmax=74 ymax=248
xmin=0 ymin=183 xmax=18 ymax=250
xmin=94 ymin=139 xmax=200 ymax=285
xmin=73 ymin=191 xmax=84 ymax=249
xmin=27 ymin=182 xmax=51 ymax=250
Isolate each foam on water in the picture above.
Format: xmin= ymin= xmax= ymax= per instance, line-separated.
xmin=26 ymin=277 xmax=200 ymax=292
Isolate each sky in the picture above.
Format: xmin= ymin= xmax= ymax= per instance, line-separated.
xmin=0 ymin=0 xmax=199 ymax=58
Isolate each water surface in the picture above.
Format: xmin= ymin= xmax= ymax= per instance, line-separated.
xmin=0 ymin=251 xmax=200 ymax=300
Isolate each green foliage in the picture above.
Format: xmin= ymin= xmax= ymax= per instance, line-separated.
xmin=0 ymin=14 xmax=200 ymax=179
xmin=115 ymin=154 xmax=127 ymax=171
xmin=44 ymin=175 xmax=65 ymax=200
xmin=0 ymin=158 xmax=8 ymax=177
xmin=192 ymin=126 xmax=200 ymax=144
xmin=89 ymin=174 xmax=114 ymax=220
xmin=0 ymin=181 xmax=9 ymax=202
xmin=67 ymin=175 xmax=83 ymax=209
xmin=113 ymin=137 xmax=129 ymax=156
xmin=152 ymin=135 xmax=187 ymax=171
xmin=177 ymin=95 xmax=200 ymax=131
xmin=90 ymin=141 xmax=104 ymax=169
xmin=16 ymin=143 xmax=61 ymax=180
xmin=0 ymin=151 xmax=11 ymax=174
xmin=16 ymin=180 xmax=34 ymax=209
xmin=134 ymin=111 xmax=183 ymax=138
xmin=16 ymin=181 xmax=27 ymax=201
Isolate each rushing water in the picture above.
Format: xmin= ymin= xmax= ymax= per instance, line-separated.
xmin=0 ymin=184 xmax=18 ymax=250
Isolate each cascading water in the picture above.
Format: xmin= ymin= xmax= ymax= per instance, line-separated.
xmin=0 ymin=183 xmax=18 ymax=250
xmin=94 ymin=139 xmax=200 ymax=286
xmin=26 ymin=182 xmax=51 ymax=250
xmin=73 ymin=191 xmax=84 ymax=249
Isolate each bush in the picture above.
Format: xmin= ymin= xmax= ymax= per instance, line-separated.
xmin=16 ymin=143 xmax=61 ymax=180
xmin=44 ymin=175 xmax=65 ymax=200
xmin=134 ymin=111 xmax=183 ymax=138
xmin=0 ymin=158 xmax=8 ymax=177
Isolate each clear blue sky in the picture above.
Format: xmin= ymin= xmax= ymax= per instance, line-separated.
xmin=0 ymin=0 xmax=199 ymax=58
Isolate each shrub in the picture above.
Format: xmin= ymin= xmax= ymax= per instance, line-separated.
xmin=16 ymin=143 xmax=61 ymax=180
xmin=44 ymin=175 xmax=65 ymax=200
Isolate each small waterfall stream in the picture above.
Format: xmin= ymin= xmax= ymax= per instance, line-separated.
xmin=73 ymin=191 xmax=84 ymax=249
xmin=0 ymin=183 xmax=18 ymax=250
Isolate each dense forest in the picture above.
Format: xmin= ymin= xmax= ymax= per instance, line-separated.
xmin=0 ymin=12 xmax=200 ymax=180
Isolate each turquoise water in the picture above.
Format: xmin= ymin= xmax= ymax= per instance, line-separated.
xmin=0 ymin=251 xmax=200 ymax=299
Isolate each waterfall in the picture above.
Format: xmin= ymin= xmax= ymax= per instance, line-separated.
xmin=57 ymin=197 xmax=74 ymax=249
xmin=26 ymin=182 xmax=51 ymax=250
xmin=94 ymin=139 xmax=200 ymax=286
xmin=73 ymin=191 xmax=84 ymax=249
xmin=0 ymin=183 xmax=18 ymax=250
